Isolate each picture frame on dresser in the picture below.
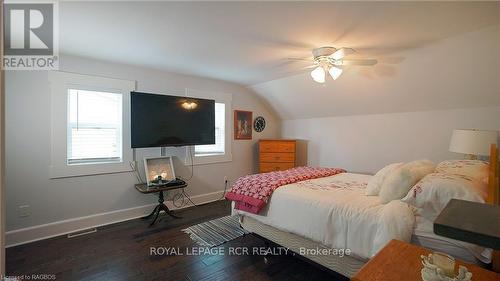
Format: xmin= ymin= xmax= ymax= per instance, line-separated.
xmin=144 ymin=156 xmax=176 ymax=187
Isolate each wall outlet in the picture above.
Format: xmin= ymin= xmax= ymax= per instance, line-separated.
xmin=18 ymin=205 xmax=31 ymax=217
xmin=224 ymin=176 xmax=228 ymax=182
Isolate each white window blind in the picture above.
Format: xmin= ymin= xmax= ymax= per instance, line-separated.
xmin=67 ymin=89 xmax=123 ymax=165
xmin=195 ymin=102 xmax=225 ymax=156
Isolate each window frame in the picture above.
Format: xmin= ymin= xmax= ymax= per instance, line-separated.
xmin=184 ymin=89 xmax=232 ymax=166
xmin=193 ymin=102 xmax=226 ymax=156
xmin=67 ymin=89 xmax=123 ymax=165
xmin=49 ymin=71 xmax=135 ymax=178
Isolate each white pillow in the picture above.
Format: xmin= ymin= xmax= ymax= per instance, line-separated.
xmin=379 ymin=159 xmax=436 ymax=204
xmin=435 ymin=160 xmax=489 ymax=184
xmin=365 ymin=162 xmax=404 ymax=196
xmin=401 ymin=173 xmax=487 ymax=221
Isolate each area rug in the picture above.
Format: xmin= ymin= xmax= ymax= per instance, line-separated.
xmin=182 ymin=215 xmax=248 ymax=247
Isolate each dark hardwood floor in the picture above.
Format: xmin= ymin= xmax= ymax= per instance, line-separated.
xmin=7 ymin=200 xmax=345 ymax=281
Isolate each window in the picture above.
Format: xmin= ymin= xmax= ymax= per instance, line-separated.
xmin=184 ymin=89 xmax=232 ymax=165
xmin=194 ymin=102 xmax=225 ymax=156
xmin=67 ymin=89 xmax=123 ymax=165
xmin=49 ymin=71 xmax=135 ymax=178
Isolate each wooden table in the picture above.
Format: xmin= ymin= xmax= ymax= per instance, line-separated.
xmin=135 ymin=182 xmax=187 ymax=226
xmin=351 ymin=239 xmax=500 ymax=281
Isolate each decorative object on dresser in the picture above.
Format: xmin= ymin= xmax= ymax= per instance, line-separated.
xmin=421 ymin=252 xmax=472 ymax=281
xmin=351 ymin=239 xmax=500 ymax=281
xmin=259 ymin=139 xmax=296 ymax=173
xmin=234 ymin=110 xmax=252 ymax=140
xmin=253 ymin=116 xmax=266 ymax=132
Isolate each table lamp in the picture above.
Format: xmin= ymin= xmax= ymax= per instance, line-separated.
xmin=449 ymin=129 xmax=498 ymax=159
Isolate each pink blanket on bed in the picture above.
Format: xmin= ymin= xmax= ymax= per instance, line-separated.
xmin=225 ymin=167 xmax=345 ymax=214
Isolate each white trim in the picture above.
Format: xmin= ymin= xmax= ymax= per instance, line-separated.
xmin=185 ymin=146 xmax=233 ymax=166
xmin=5 ymin=191 xmax=224 ymax=247
xmin=184 ymin=88 xmax=233 ymax=166
xmin=49 ymin=71 xmax=136 ymax=178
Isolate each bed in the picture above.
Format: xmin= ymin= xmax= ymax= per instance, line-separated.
xmin=232 ymin=144 xmax=499 ymax=278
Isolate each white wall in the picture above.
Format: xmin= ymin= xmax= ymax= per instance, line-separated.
xmin=282 ymin=106 xmax=500 ymax=174
xmin=5 ymin=55 xmax=280 ymax=234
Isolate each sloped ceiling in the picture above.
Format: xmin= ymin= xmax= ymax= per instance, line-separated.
xmin=59 ymin=1 xmax=500 ymax=119
xmin=251 ymin=24 xmax=500 ymax=119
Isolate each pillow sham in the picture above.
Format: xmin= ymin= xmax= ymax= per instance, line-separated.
xmin=365 ymin=162 xmax=404 ymax=196
xmin=435 ymin=160 xmax=489 ymax=184
xmin=401 ymin=173 xmax=487 ymax=221
xmin=379 ymin=159 xmax=435 ymax=204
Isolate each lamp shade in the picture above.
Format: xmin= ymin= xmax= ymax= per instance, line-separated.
xmin=311 ymin=66 xmax=325 ymax=83
xmin=328 ymin=66 xmax=343 ymax=80
xmin=449 ymin=129 xmax=498 ymax=156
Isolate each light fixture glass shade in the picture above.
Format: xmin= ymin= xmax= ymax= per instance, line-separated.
xmin=449 ymin=129 xmax=498 ymax=156
xmin=329 ymin=66 xmax=343 ymax=80
xmin=311 ymin=66 xmax=325 ymax=83
xmin=182 ymin=101 xmax=197 ymax=110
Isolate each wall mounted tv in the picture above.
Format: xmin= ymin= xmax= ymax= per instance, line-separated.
xmin=131 ymin=92 xmax=215 ymax=148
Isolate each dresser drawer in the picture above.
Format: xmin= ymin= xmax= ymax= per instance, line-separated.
xmin=260 ymin=152 xmax=295 ymax=163
xmin=259 ymin=141 xmax=296 ymax=153
xmin=260 ymin=162 xmax=295 ymax=173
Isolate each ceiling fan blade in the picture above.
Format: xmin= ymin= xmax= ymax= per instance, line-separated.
xmin=276 ymin=64 xmax=317 ymax=76
xmin=330 ymin=48 xmax=355 ymax=60
xmin=340 ymin=59 xmax=378 ymax=66
xmin=264 ymin=57 xmax=313 ymax=70
xmin=301 ymin=65 xmax=317 ymax=70
xmin=286 ymin=57 xmax=312 ymax=61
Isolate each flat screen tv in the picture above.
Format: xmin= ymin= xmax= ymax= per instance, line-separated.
xmin=131 ymin=92 xmax=215 ymax=148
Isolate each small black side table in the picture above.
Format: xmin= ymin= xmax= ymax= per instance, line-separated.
xmin=434 ymin=199 xmax=500 ymax=249
xmin=135 ymin=182 xmax=187 ymax=226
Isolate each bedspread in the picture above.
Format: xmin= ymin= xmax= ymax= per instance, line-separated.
xmin=225 ymin=167 xmax=345 ymax=214
xmin=234 ymin=173 xmax=416 ymax=259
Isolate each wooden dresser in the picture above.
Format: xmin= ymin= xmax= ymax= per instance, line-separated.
xmin=259 ymin=139 xmax=296 ymax=173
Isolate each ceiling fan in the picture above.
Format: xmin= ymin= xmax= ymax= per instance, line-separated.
xmin=293 ymin=47 xmax=378 ymax=83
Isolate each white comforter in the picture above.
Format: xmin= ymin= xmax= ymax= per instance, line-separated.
xmin=234 ymin=173 xmax=415 ymax=259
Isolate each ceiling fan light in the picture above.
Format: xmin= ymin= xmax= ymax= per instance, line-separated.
xmin=311 ymin=66 xmax=325 ymax=83
xmin=329 ymin=66 xmax=343 ymax=80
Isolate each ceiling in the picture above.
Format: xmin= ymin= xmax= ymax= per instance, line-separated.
xmin=60 ymin=1 xmax=500 ymax=86
xmin=252 ymin=21 xmax=500 ymax=119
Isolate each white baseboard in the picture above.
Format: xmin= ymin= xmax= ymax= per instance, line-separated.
xmin=6 ymin=191 xmax=225 ymax=248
